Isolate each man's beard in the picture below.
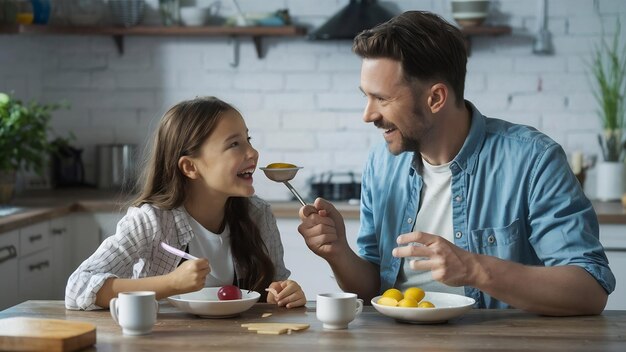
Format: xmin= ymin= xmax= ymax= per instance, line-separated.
xmin=401 ymin=106 xmax=430 ymax=154
xmin=403 ymin=135 xmax=420 ymax=154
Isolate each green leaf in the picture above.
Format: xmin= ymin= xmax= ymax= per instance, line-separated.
xmin=0 ymin=92 xmax=70 ymax=174
xmin=587 ymin=20 xmax=626 ymax=161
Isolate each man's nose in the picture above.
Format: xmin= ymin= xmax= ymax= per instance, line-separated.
xmin=362 ymin=100 xmax=380 ymax=123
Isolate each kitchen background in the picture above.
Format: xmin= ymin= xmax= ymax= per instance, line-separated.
xmin=1 ymin=0 xmax=625 ymax=201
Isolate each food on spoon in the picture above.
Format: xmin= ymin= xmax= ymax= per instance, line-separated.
xmin=217 ymin=285 xmax=242 ymax=300
xmin=266 ymin=162 xmax=297 ymax=169
xmin=377 ymin=297 xmax=399 ymax=307
xmin=418 ymin=301 xmax=435 ymax=308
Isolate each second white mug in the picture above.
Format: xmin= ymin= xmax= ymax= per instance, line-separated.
xmin=110 ymin=291 xmax=159 ymax=336
xmin=316 ymin=292 xmax=363 ymax=330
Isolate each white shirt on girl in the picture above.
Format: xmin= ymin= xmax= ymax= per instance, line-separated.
xmin=183 ymin=207 xmax=235 ymax=287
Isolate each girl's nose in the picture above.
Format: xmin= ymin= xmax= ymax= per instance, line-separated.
xmin=248 ymin=145 xmax=259 ymax=160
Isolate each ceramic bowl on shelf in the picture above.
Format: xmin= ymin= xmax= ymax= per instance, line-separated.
xmin=180 ymin=4 xmax=222 ymax=27
xmin=451 ymin=0 xmax=491 ymax=27
xmin=67 ymin=0 xmax=106 ymax=26
xmin=108 ymin=0 xmax=145 ymax=27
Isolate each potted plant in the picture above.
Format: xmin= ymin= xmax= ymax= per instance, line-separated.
xmin=0 ymin=92 xmax=66 ymax=204
xmin=588 ymin=23 xmax=626 ymax=201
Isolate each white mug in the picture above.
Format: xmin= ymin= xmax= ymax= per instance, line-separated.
xmin=110 ymin=291 xmax=159 ymax=336
xmin=316 ymin=292 xmax=363 ymax=330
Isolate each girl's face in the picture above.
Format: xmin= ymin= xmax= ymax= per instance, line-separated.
xmin=191 ymin=110 xmax=259 ymax=198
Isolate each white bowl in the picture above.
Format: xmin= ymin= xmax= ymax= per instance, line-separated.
xmin=179 ymin=6 xmax=211 ymax=26
xmin=168 ymin=287 xmax=260 ymax=318
xmin=451 ymin=0 xmax=490 ymax=27
xmin=451 ymin=0 xmax=490 ymax=13
xmin=371 ymin=292 xmax=475 ymax=324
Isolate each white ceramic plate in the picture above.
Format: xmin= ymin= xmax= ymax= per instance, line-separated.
xmin=168 ymin=287 xmax=260 ymax=318
xmin=371 ymin=292 xmax=475 ymax=324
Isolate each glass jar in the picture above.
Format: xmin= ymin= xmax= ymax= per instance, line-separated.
xmin=159 ymin=0 xmax=179 ymax=26
xmin=16 ymin=0 xmax=33 ymax=24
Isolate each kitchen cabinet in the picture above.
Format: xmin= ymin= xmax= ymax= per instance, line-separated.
xmin=18 ymin=222 xmax=53 ymax=301
xmin=50 ymin=216 xmax=72 ymax=299
xmin=600 ymin=224 xmax=626 ymax=310
xmin=275 ymin=217 xmax=360 ymax=299
xmin=0 ymin=230 xmax=19 ymax=310
xmin=0 ymin=216 xmax=81 ymax=309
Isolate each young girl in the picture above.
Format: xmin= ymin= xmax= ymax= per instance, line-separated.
xmin=65 ymin=96 xmax=306 ymax=310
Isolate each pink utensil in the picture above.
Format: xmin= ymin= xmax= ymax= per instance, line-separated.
xmin=160 ymin=242 xmax=198 ymax=261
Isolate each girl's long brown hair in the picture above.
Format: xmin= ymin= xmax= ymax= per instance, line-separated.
xmin=132 ymin=96 xmax=275 ymax=293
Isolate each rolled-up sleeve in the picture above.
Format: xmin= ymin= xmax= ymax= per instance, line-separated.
xmin=528 ymin=144 xmax=616 ymax=294
xmin=65 ymin=208 xmax=155 ymax=310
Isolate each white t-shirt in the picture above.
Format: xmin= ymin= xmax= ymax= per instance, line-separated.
xmin=183 ymin=208 xmax=235 ymax=287
xmin=395 ymin=158 xmax=465 ymax=295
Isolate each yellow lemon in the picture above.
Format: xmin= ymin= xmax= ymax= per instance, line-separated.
xmin=377 ymin=297 xmax=398 ymax=307
xmin=397 ymin=297 xmax=419 ymax=308
xmin=418 ymin=301 xmax=435 ymax=308
xmin=381 ymin=288 xmax=403 ymax=301
xmin=266 ymin=162 xmax=297 ymax=168
xmin=403 ymin=287 xmax=425 ymax=303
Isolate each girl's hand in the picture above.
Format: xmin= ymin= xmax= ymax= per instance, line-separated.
xmin=166 ymin=259 xmax=210 ymax=294
xmin=266 ymin=280 xmax=306 ymax=308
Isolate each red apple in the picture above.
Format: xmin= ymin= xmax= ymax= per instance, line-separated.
xmin=217 ymin=285 xmax=242 ymax=300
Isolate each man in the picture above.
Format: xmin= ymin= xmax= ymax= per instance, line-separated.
xmin=297 ymin=11 xmax=615 ymax=316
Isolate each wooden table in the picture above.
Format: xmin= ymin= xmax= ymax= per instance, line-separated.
xmin=1 ymin=301 xmax=625 ymax=351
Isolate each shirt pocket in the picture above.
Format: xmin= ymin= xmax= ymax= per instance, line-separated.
xmin=470 ymin=219 xmax=522 ymax=261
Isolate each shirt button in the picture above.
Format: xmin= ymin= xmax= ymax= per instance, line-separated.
xmin=487 ymin=235 xmax=496 ymax=244
xmin=455 ymin=195 xmax=462 ymax=202
xmin=407 ymin=218 xmax=413 ymax=224
xmin=455 ymin=231 xmax=462 ymax=239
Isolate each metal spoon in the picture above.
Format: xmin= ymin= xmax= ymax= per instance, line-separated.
xmin=259 ymin=166 xmax=307 ymax=206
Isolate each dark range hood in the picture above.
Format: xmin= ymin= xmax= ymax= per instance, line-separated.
xmin=309 ymin=0 xmax=395 ymax=40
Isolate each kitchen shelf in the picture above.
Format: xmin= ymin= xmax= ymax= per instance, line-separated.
xmin=0 ymin=24 xmax=307 ymax=65
xmin=458 ymin=25 xmax=512 ymax=54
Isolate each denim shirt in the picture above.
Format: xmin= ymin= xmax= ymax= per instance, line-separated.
xmin=357 ymin=102 xmax=616 ymax=308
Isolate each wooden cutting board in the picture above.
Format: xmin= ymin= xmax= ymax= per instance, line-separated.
xmin=0 ymin=317 xmax=96 ymax=352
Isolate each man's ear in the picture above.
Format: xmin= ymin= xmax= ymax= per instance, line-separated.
xmin=427 ymin=83 xmax=447 ymax=114
xmin=178 ymin=156 xmax=199 ymax=179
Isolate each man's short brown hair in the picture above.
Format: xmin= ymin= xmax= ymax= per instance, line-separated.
xmin=353 ymin=11 xmax=467 ymax=105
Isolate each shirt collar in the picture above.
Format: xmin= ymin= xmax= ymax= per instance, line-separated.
xmin=409 ymin=100 xmax=486 ymax=176
xmin=173 ymin=206 xmax=195 ymax=246
xmin=452 ymin=100 xmax=485 ymax=175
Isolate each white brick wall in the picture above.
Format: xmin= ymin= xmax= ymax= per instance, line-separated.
xmin=1 ymin=0 xmax=625 ymax=200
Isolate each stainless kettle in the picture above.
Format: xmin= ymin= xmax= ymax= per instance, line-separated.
xmin=96 ymin=144 xmax=138 ymax=190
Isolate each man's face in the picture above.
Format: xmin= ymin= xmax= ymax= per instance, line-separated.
xmin=359 ymin=58 xmax=433 ymax=155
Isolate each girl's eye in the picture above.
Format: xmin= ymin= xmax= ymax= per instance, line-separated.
xmin=247 ymin=136 xmax=253 ymax=144
xmin=229 ymin=141 xmax=239 ymax=148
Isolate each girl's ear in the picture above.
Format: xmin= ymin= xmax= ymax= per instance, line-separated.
xmin=178 ymin=156 xmax=199 ymax=179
